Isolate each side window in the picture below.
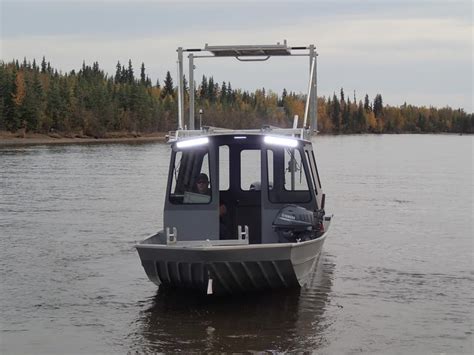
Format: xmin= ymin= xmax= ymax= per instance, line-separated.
xmin=284 ymin=148 xmax=309 ymax=191
xmin=305 ymin=150 xmax=317 ymax=193
xmin=219 ymin=145 xmax=230 ymax=191
xmin=240 ymin=150 xmax=261 ymax=190
xmin=311 ymin=151 xmax=322 ymax=189
xmin=169 ymin=149 xmax=211 ymax=204
xmin=170 ymin=151 xmax=182 ymax=196
xmin=267 ymin=148 xmax=311 ymax=203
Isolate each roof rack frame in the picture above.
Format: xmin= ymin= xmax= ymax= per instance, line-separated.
xmin=176 ymin=40 xmax=318 ymax=134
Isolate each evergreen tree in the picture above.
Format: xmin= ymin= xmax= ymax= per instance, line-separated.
xmin=121 ymin=65 xmax=127 ymax=84
xmin=364 ymin=94 xmax=371 ymax=112
xmin=199 ymin=75 xmax=208 ymax=99
xmin=208 ymin=77 xmax=216 ymax=102
xmin=373 ymin=94 xmax=383 ymax=118
xmin=227 ymin=82 xmax=235 ymax=103
xmin=145 ymin=76 xmax=152 ymax=88
xmin=220 ymin=81 xmax=227 ymax=103
xmin=115 ymin=61 xmax=122 ymax=83
xmin=92 ymin=61 xmax=99 ymax=74
xmin=41 ymin=56 xmax=47 ymax=73
xmin=127 ymin=59 xmax=134 ymax=84
xmin=331 ymin=93 xmax=341 ymax=132
xmin=356 ymin=101 xmax=367 ymax=132
xmin=280 ymin=88 xmax=288 ymax=106
xmin=140 ymin=62 xmax=146 ymax=85
xmin=342 ymin=100 xmax=350 ymax=132
xmin=162 ymin=71 xmax=174 ymax=97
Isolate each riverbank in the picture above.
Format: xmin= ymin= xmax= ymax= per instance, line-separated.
xmin=0 ymin=131 xmax=167 ymax=146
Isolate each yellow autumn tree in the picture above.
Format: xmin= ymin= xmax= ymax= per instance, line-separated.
xmin=317 ymin=97 xmax=332 ymax=133
xmin=284 ymin=95 xmax=305 ymax=126
xmin=12 ymin=71 xmax=26 ymax=107
xmin=367 ymin=111 xmax=377 ymax=132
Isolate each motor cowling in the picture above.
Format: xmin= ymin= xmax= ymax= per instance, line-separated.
xmin=272 ymin=205 xmax=324 ymax=243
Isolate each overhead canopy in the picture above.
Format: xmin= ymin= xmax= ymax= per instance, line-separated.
xmin=204 ymin=43 xmax=292 ymax=57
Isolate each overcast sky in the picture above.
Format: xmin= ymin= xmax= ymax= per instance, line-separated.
xmin=1 ymin=0 xmax=472 ymax=111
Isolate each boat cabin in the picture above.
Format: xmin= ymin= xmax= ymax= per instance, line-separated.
xmin=164 ymin=131 xmax=325 ymax=245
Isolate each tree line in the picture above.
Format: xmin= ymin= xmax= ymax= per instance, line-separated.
xmin=0 ymin=58 xmax=472 ymax=137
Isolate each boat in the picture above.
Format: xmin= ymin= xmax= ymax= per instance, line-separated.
xmin=136 ymin=41 xmax=333 ymax=295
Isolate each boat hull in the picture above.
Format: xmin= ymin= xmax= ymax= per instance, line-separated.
xmin=136 ymin=230 xmax=329 ymax=295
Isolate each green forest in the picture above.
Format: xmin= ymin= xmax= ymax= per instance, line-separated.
xmin=0 ymin=58 xmax=472 ymax=137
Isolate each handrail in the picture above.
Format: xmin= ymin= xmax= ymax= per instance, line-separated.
xmin=236 ymin=56 xmax=271 ymax=62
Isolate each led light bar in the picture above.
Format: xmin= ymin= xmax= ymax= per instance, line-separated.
xmin=264 ymin=135 xmax=298 ymax=148
xmin=176 ymin=137 xmax=209 ymax=148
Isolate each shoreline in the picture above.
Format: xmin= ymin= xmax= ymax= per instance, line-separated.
xmin=0 ymin=131 xmax=469 ymax=147
xmin=0 ymin=132 xmax=167 ymax=146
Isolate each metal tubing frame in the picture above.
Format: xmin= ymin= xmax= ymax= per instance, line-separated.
xmin=188 ymin=54 xmax=195 ymax=130
xmin=177 ymin=47 xmax=184 ymax=129
xmin=303 ymin=57 xmax=316 ymax=129
xmin=309 ymin=45 xmax=317 ymax=132
xmin=176 ymin=41 xmax=318 ymax=133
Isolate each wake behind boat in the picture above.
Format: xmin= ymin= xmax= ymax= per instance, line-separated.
xmin=136 ymin=42 xmax=332 ymax=295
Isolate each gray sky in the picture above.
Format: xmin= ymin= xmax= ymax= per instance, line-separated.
xmin=1 ymin=0 xmax=472 ymax=111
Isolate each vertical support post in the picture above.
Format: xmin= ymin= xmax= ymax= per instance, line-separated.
xmin=309 ymin=45 xmax=316 ymax=133
xmin=188 ymin=54 xmax=195 ymax=130
xmin=303 ymin=56 xmax=316 ymax=129
xmin=177 ymin=47 xmax=184 ymax=130
xmin=314 ymin=51 xmax=318 ymax=134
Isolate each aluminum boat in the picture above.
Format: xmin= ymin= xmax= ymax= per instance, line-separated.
xmin=136 ymin=42 xmax=332 ymax=295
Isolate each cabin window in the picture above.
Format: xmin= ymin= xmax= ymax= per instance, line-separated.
xmin=240 ymin=149 xmax=261 ymax=190
xmin=305 ymin=150 xmax=317 ymax=193
xmin=168 ymin=148 xmax=212 ymax=204
xmin=219 ymin=145 xmax=230 ymax=191
xmin=284 ymin=148 xmax=310 ymax=192
xmin=266 ymin=148 xmax=311 ymax=203
xmin=311 ymin=151 xmax=322 ymax=188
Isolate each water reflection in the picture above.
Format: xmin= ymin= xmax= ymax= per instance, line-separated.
xmin=130 ymin=253 xmax=335 ymax=352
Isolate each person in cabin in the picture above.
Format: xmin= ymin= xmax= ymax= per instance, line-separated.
xmin=194 ymin=173 xmax=211 ymax=195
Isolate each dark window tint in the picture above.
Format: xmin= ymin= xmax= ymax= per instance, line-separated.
xmin=169 ymin=148 xmax=211 ymax=204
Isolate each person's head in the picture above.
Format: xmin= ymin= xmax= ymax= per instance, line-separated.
xmin=196 ymin=173 xmax=209 ymax=194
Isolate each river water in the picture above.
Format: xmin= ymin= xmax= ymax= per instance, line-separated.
xmin=0 ymin=134 xmax=472 ymax=354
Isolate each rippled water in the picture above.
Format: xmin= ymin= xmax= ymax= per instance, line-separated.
xmin=0 ymin=135 xmax=472 ymax=353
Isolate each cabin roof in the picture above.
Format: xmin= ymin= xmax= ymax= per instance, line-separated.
xmin=167 ymin=127 xmax=311 ymax=144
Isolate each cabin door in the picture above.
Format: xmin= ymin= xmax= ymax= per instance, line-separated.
xmin=164 ymin=146 xmax=219 ymax=241
xmin=261 ymin=146 xmax=316 ymax=243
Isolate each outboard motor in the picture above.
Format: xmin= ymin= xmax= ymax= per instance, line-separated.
xmin=272 ymin=205 xmax=324 ymax=243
